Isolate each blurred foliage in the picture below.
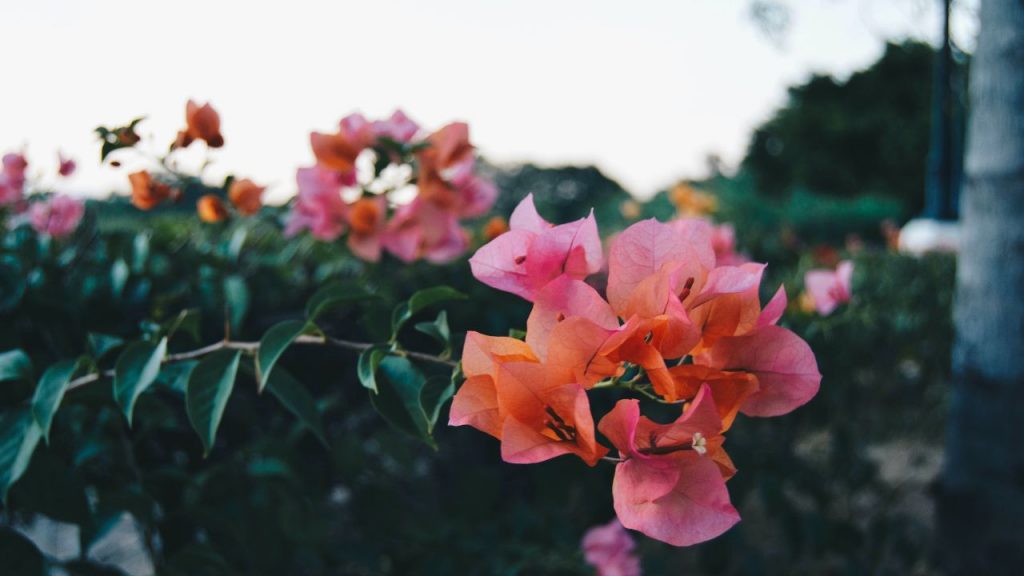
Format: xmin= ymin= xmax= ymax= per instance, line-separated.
xmin=741 ymin=41 xmax=963 ymax=213
xmin=0 ymin=155 xmax=955 ymax=574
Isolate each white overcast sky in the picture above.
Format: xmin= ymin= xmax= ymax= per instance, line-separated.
xmin=0 ymin=0 xmax=977 ymax=201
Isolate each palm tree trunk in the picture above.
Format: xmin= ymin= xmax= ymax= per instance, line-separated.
xmin=937 ymin=0 xmax=1024 ymax=573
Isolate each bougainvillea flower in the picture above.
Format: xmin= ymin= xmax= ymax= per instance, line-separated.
xmin=670 ymin=182 xmax=717 ymax=216
xmin=598 ymin=387 xmax=739 ymax=546
xmin=197 ymin=195 xmax=229 ymax=223
xmin=543 ymin=316 xmax=623 ymax=387
xmin=581 ymin=519 xmax=642 ymax=576
xmin=470 ymin=194 xmax=602 ymax=301
xmin=128 ymin=170 xmax=177 ymax=210
xmin=346 ymin=195 xmax=388 ymax=261
xmin=709 ymin=222 xmax=748 ymax=266
xmin=382 ymin=198 xmax=468 ymax=263
xmin=285 ymin=166 xmax=348 ymax=241
xmin=696 ymin=325 xmax=821 ymax=417
xmin=228 ymin=178 xmax=264 ymax=216
xmin=416 ymin=122 xmax=478 ymax=208
xmin=804 ymin=260 xmax=853 ymax=316
xmin=57 ymin=152 xmax=76 ymax=177
xmin=494 ymin=360 xmax=607 ymax=465
xmin=756 ymin=285 xmax=788 ymax=329
xmin=310 ymin=114 xmax=376 ymax=174
xmin=457 ymin=176 xmax=498 ymax=218
xmin=482 ymin=215 xmax=509 ymax=241
xmin=450 ymin=332 xmax=538 ymax=438
xmin=663 ymin=365 xmax=758 ymax=430
xmin=29 ymin=195 xmax=84 ymax=238
xmin=2 ymin=153 xmax=28 ymax=188
xmin=526 ymin=275 xmax=618 ymax=357
xmin=174 ymin=100 xmax=224 ymax=148
xmin=372 ymin=109 xmax=420 ymax=144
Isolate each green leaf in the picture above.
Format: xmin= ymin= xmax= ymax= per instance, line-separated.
xmin=414 ymin=310 xmax=452 ymax=356
xmin=113 ymin=338 xmax=167 ymax=426
xmin=0 ymin=255 xmax=25 ymax=313
xmin=0 ymin=349 xmax=32 ymax=383
xmin=163 ymin=309 xmax=202 ymax=342
xmin=86 ymin=333 xmax=125 ymax=360
xmin=186 ymin=349 xmax=241 ymax=456
xmin=0 ymin=526 xmax=45 ymax=575
xmin=226 ymin=226 xmax=248 ymax=262
xmin=305 ymin=282 xmax=374 ymax=321
xmin=369 ymin=356 xmax=436 ymax=447
xmin=357 ymin=345 xmax=389 ymax=393
xmin=131 ymin=232 xmax=150 ymax=273
xmin=391 ymin=286 xmax=466 ymax=336
xmin=0 ymin=407 xmax=43 ymax=504
xmin=420 ymin=375 xmax=455 ymax=435
xmin=110 ymin=259 xmax=129 ymax=298
xmin=256 ymin=320 xmax=313 ymax=393
xmin=31 ymin=357 xmax=89 ymax=443
xmin=223 ymin=275 xmax=250 ymax=333
xmin=265 ymin=367 xmax=328 ymax=447
xmin=157 ymin=360 xmax=198 ymax=394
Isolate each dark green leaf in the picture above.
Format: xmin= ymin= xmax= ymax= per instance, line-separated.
xmin=157 ymin=361 xmax=198 ymax=394
xmin=420 ymin=375 xmax=455 ymax=435
xmin=305 ymin=282 xmax=374 ymax=321
xmin=223 ymin=275 xmax=250 ymax=333
xmin=110 ymin=259 xmax=129 ymax=298
xmin=186 ymin=349 xmax=241 ymax=456
xmin=32 ymin=357 xmax=89 ymax=443
xmin=257 ymin=320 xmax=313 ymax=393
xmin=0 ymin=407 xmax=43 ymax=504
xmin=265 ymin=367 xmax=328 ymax=447
xmin=131 ymin=233 xmax=150 ymax=273
xmin=391 ymin=286 xmax=466 ymax=337
xmin=0 ymin=349 xmax=32 ymax=383
xmin=113 ymin=338 xmax=167 ymax=426
xmin=163 ymin=309 xmax=201 ymax=342
xmin=369 ymin=356 xmax=435 ymax=447
xmin=357 ymin=345 xmax=389 ymax=393
xmin=0 ymin=527 xmax=45 ymax=576
xmin=0 ymin=255 xmax=25 ymax=313
xmin=414 ymin=310 xmax=452 ymax=355
xmin=86 ymin=333 xmax=125 ymax=360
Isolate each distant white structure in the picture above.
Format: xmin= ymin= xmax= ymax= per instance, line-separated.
xmin=899 ymin=218 xmax=961 ymax=255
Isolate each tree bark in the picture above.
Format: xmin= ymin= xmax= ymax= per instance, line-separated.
xmin=937 ymin=0 xmax=1024 ymax=574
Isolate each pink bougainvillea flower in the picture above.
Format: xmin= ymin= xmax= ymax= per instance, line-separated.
xmin=526 ymin=275 xmax=618 ymax=358
xmin=804 ymin=260 xmax=853 ymax=316
xmin=450 ymin=332 xmax=538 ymax=438
xmin=696 ymin=325 xmax=821 ymax=417
xmin=416 ymin=122 xmax=475 ymax=208
xmin=0 ymin=153 xmax=28 ymax=206
xmin=57 ymin=152 xmax=76 ymax=177
xmin=285 ymin=166 xmax=348 ymax=241
xmin=598 ymin=386 xmax=740 ymax=546
xmin=346 ymin=195 xmax=388 ymax=262
xmin=372 ymin=109 xmax=420 ymax=144
xmin=174 ymin=100 xmax=224 ymax=149
xmin=456 ymin=175 xmax=498 ymax=218
xmin=28 ymin=195 xmax=84 ymax=238
xmin=663 ymin=364 xmax=759 ymax=430
xmin=470 ymin=194 xmax=603 ymax=302
xmin=581 ymin=519 xmax=642 ymax=576
xmin=382 ymin=197 xmax=468 ymax=263
xmin=709 ymin=222 xmax=748 ymax=266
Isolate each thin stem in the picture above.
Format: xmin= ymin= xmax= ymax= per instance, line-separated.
xmin=65 ymin=335 xmax=456 ymax=394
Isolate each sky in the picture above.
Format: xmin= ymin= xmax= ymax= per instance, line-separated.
xmin=0 ymin=0 xmax=978 ymax=201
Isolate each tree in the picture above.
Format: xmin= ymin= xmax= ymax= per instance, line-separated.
xmin=938 ymin=0 xmax=1024 ymax=573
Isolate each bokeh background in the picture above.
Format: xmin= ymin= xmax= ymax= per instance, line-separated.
xmin=3 ymin=0 xmax=1011 ymax=574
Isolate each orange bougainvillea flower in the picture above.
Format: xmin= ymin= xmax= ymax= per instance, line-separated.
xmin=663 ymin=365 xmax=759 ymax=430
xmin=416 ymin=122 xmax=475 ymax=209
xmin=346 ymin=195 xmax=387 ymax=262
xmin=175 ymin=100 xmax=224 ymax=149
xmin=228 ymin=178 xmax=264 ymax=216
xmin=670 ymin=182 xmax=717 ymax=217
xmin=449 ymin=331 xmax=608 ymax=466
xmin=450 ymin=332 xmax=539 ymax=439
xmin=128 ymin=170 xmax=177 ymax=210
xmin=482 ymin=215 xmax=509 ymax=241
xmin=197 ymin=195 xmax=229 ymax=223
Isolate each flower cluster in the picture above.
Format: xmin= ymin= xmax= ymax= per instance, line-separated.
xmin=285 ymin=111 xmax=496 ymax=263
xmin=0 ymin=151 xmax=85 ymax=238
xmin=451 ymin=195 xmax=821 ymax=546
xmin=120 ymin=100 xmax=265 ymax=222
